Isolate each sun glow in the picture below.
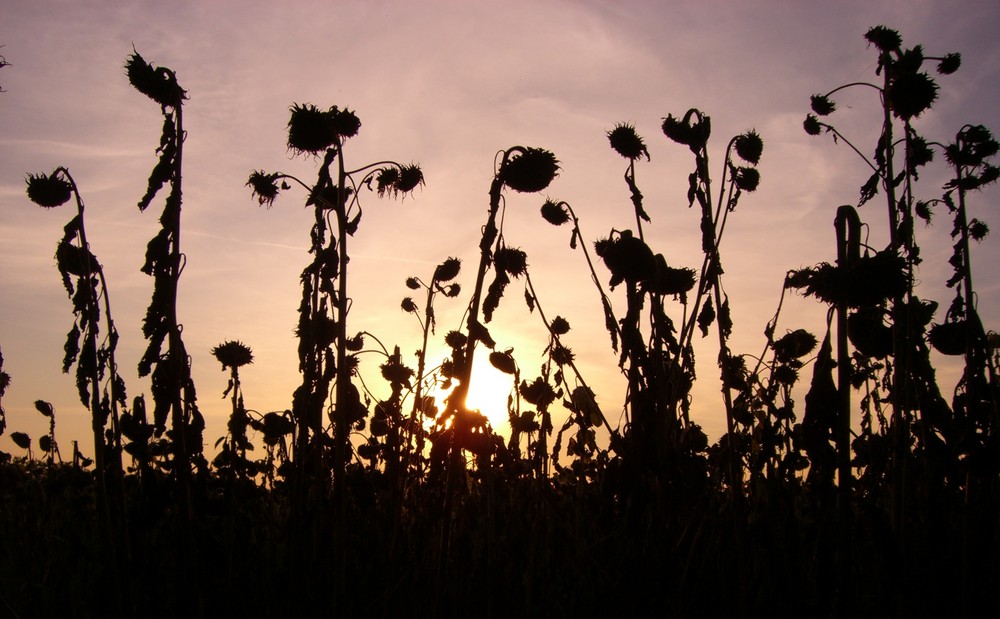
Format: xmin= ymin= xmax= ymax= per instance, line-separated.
xmin=431 ymin=355 xmax=517 ymax=437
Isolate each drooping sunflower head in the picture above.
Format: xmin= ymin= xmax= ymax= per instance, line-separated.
xmin=125 ymin=50 xmax=187 ymax=108
xmin=733 ymin=130 xmax=763 ymax=165
xmin=247 ymin=170 xmax=283 ymax=207
xmin=607 ymin=123 xmax=650 ymax=160
xmin=864 ymin=25 xmax=902 ymax=53
xmin=540 ymin=199 xmax=571 ymax=226
xmin=26 ymin=172 xmax=72 ymax=208
xmin=287 ymin=103 xmax=337 ymax=154
xmin=499 ymin=147 xmax=559 ymax=193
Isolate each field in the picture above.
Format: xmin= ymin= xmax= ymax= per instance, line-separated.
xmin=1 ymin=26 xmax=999 ymax=618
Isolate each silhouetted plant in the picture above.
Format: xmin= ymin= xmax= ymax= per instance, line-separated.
xmin=25 ymin=168 xmax=127 ymax=476
xmin=212 ymin=340 xmax=256 ymax=480
xmin=248 ymin=106 xmax=423 ymax=493
xmin=33 ymin=400 xmax=59 ymax=464
xmin=126 ymin=50 xmax=206 ymax=499
xmin=433 ymin=146 xmax=557 ymax=472
xmin=0 ymin=347 xmax=9 ymax=462
xmin=0 ymin=46 xmax=9 ymax=93
xmin=398 ymin=257 xmax=463 ymax=479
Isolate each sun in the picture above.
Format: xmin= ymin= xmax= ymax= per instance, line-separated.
xmin=432 ymin=355 xmax=518 ymax=437
xmin=464 ymin=356 xmax=519 ymax=435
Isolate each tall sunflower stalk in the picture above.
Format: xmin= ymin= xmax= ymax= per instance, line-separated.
xmin=248 ymin=104 xmax=423 ymax=493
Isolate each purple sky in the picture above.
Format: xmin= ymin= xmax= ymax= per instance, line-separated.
xmin=2 ymin=0 xmax=1000 ymax=459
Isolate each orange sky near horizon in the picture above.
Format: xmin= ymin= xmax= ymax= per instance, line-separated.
xmin=2 ymin=0 xmax=1000 ymax=464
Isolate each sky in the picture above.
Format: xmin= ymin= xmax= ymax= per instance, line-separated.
xmin=2 ymin=0 xmax=1000 ymax=461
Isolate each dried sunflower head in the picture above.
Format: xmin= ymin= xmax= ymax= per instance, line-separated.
xmin=287 ymin=103 xmax=336 ymax=154
xmin=607 ymin=123 xmax=650 ymax=160
xmin=803 ymin=114 xmax=823 ymax=136
xmin=733 ymin=167 xmax=761 ymax=192
xmin=499 ymin=147 xmax=559 ymax=193
xmin=887 ymin=72 xmax=939 ymax=120
xmin=247 ymin=170 xmax=282 ymax=207
xmin=489 ymin=351 xmax=517 ymax=375
xmin=865 ymin=25 xmax=902 ymax=53
xmin=937 ymin=52 xmax=961 ymax=75
xmin=26 ymin=172 xmax=72 ymax=208
xmin=540 ymin=199 xmax=571 ymax=226
xmin=734 ymin=130 xmax=763 ymax=165
xmin=125 ymin=50 xmax=186 ymax=108
xmin=212 ymin=340 xmax=254 ymax=370
xmin=810 ymin=94 xmax=837 ymax=116
xmin=433 ymin=257 xmax=461 ymax=283
xmin=494 ymin=247 xmax=527 ymax=276
xmin=550 ymin=316 xmax=570 ymax=336
xmin=329 ymin=106 xmax=361 ymax=139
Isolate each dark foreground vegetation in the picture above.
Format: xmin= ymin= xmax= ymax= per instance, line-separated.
xmin=2 ymin=27 xmax=999 ymax=617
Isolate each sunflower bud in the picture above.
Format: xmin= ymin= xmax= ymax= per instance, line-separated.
xmin=26 ymin=172 xmax=72 ymax=208
xmin=405 ymin=277 xmax=421 ymax=290
xmin=499 ymin=147 xmax=560 ymax=193
xmin=540 ymin=199 xmax=571 ymax=226
xmin=489 ymin=351 xmax=517 ymax=375
xmin=401 ymin=297 xmax=418 ymax=313
xmin=607 ymin=123 xmax=650 ymax=160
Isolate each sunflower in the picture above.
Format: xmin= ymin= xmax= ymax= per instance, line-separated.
xmin=212 ymin=340 xmax=254 ymax=370
xmin=499 ymin=148 xmax=559 ymax=193
xmin=26 ymin=172 xmax=72 ymax=208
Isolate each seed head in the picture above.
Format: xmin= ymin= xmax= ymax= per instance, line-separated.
xmin=287 ymin=103 xmax=337 ymax=154
xmin=733 ymin=167 xmax=761 ymax=192
xmin=494 ymin=247 xmax=527 ymax=276
xmin=937 ymin=53 xmax=961 ymax=75
xmin=433 ymin=257 xmax=461 ymax=282
xmin=499 ymin=147 xmax=560 ymax=193
xmin=489 ymin=351 xmax=517 ymax=375
xmin=125 ymin=50 xmax=186 ymax=108
xmin=734 ymin=130 xmax=763 ymax=165
xmin=887 ymin=72 xmax=939 ymax=120
xmin=864 ymin=25 xmax=902 ymax=53
xmin=247 ymin=170 xmax=282 ymax=207
xmin=26 ymin=172 xmax=72 ymax=208
xmin=212 ymin=340 xmax=254 ymax=370
xmin=540 ymin=199 xmax=571 ymax=226
xmin=803 ymin=114 xmax=823 ymax=136
xmin=810 ymin=94 xmax=836 ymax=116
xmin=550 ymin=316 xmax=570 ymax=336
xmin=607 ymin=123 xmax=650 ymax=160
